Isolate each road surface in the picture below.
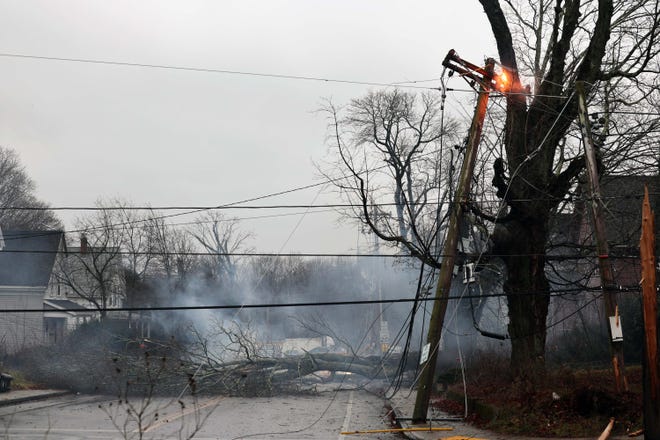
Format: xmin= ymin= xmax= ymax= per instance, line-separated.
xmin=0 ymin=389 xmax=403 ymax=439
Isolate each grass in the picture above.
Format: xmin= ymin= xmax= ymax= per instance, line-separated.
xmin=432 ymin=363 xmax=644 ymax=437
xmin=2 ymin=369 xmax=44 ymax=391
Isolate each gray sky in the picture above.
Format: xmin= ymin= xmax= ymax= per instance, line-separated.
xmin=0 ymin=1 xmax=495 ymax=253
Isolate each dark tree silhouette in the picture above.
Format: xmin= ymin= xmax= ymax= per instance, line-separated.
xmin=0 ymin=146 xmax=60 ymax=230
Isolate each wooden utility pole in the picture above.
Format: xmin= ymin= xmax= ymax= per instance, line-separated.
xmin=640 ymin=186 xmax=659 ymax=438
xmin=412 ymin=51 xmax=494 ymax=423
xmin=575 ymin=81 xmax=627 ymax=392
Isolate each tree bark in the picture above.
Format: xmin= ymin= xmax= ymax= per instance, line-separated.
xmin=495 ymin=217 xmax=550 ymax=378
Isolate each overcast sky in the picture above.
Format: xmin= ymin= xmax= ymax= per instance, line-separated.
xmin=0 ymin=1 xmax=495 ymax=253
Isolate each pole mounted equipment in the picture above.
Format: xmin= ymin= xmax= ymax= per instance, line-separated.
xmin=412 ymin=49 xmax=496 ymax=423
xmin=442 ymin=49 xmax=509 ymax=93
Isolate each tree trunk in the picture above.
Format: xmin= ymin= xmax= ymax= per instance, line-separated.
xmin=479 ymin=0 xmax=615 ymax=384
xmin=497 ymin=217 xmax=550 ymax=379
xmin=394 ymin=184 xmax=408 ymax=240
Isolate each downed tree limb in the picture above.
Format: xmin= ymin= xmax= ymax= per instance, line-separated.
xmin=197 ymin=352 xmax=416 ymax=391
xmin=145 ymin=351 xmax=421 ymax=397
xmin=110 ymin=331 xmax=419 ymax=397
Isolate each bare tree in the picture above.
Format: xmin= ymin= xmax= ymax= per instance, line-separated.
xmin=250 ymin=255 xmax=315 ymax=298
xmin=120 ymin=206 xmax=157 ymax=290
xmin=148 ymin=215 xmax=197 ymax=293
xmin=56 ymin=199 xmax=163 ymax=318
xmin=56 ymin=203 xmax=124 ymax=319
xmin=0 ymin=146 xmax=60 ymax=230
xmin=189 ymin=212 xmax=252 ymax=288
xmin=322 ymin=89 xmax=460 ymax=269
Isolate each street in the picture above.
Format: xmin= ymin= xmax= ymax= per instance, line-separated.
xmin=0 ymin=389 xmax=403 ymax=439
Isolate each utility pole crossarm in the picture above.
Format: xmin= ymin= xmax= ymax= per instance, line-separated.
xmin=442 ymin=49 xmax=507 ymax=92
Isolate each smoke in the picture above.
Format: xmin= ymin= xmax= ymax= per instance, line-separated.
xmin=140 ymin=252 xmax=514 ymax=371
xmin=135 ymin=256 xmax=426 ymax=360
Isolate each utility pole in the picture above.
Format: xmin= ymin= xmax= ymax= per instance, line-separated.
xmin=640 ymin=186 xmax=659 ymax=438
xmin=412 ymin=50 xmax=496 ymax=423
xmin=575 ymin=81 xmax=627 ymax=392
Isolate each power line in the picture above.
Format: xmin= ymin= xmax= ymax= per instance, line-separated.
xmin=10 ymin=287 xmax=643 ymax=314
xmin=608 ymin=111 xmax=660 ymax=116
xmin=2 ymin=191 xmax=658 ymax=212
xmin=0 ymin=52 xmax=435 ymax=90
xmin=0 ymin=51 xmax=612 ymax=103
xmin=0 ymin=247 xmax=645 ymax=261
xmin=3 ymin=144 xmax=449 ymax=235
xmin=8 ymin=180 xmax=336 ymax=241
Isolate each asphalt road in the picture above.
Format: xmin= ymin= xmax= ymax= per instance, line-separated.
xmin=0 ymin=389 xmax=403 ymax=439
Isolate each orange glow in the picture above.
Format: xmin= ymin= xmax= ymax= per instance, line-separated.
xmin=497 ymin=71 xmax=509 ymax=92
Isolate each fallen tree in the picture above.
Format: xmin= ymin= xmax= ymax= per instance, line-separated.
xmin=183 ymin=351 xmax=419 ymax=396
xmin=10 ymin=320 xmax=418 ymax=397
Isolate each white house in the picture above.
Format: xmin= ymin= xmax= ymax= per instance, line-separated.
xmin=0 ymin=228 xmax=64 ymax=354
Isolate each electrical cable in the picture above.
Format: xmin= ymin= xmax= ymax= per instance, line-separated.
xmin=454 ymin=319 xmax=469 ymax=419
xmin=6 ymin=286 xmax=643 ymax=314
xmin=383 ymin=261 xmax=426 ymax=399
xmin=0 ymin=245 xmax=647 ymax=260
xmin=379 ymin=306 xmax=416 ymax=389
xmin=397 ymin=265 xmax=439 ymax=400
xmin=0 ymin=52 xmax=436 ymax=90
xmin=3 ymin=189 xmax=656 ymax=212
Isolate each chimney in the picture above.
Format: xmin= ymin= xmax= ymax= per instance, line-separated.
xmin=80 ymin=234 xmax=88 ymax=254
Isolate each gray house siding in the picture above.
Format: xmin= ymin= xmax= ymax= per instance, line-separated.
xmin=0 ymin=286 xmax=44 ymax=354
xmin=0 ymin=230 xmax=64 ymax=354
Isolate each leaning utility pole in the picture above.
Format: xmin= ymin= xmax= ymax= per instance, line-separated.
xmin=412 ymin=51 xmax=495 ymax=423
xmin=575 ymin=81 xmax=627 ymax=392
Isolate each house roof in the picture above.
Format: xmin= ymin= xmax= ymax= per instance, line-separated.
xmin=550 ymin=175 xmax=659 ymax=254
xmin=0 ymin=230 xmax=63 ymax=287
xmin=548 ymin=212 xmax=581 ymax=248
xmin=558 ymin=174 xmax=660 ymax=264
xmin=598 ymin=175 xmax=660 ymax=248
xmin=44 ymin=299 xmax=91 ymax=311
